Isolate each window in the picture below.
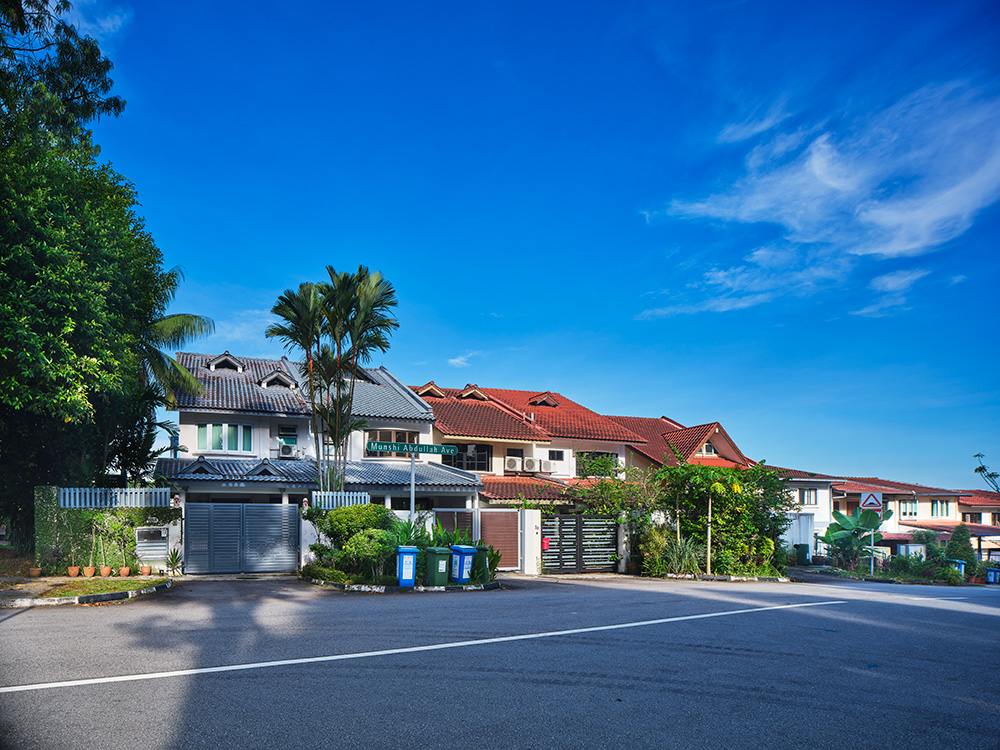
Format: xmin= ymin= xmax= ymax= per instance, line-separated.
xmin=799 ymin=488 xmax=817 ymax=506
xmin=443 ymin=444 xmax=492 ymax=472
xmin=992 ymin=513 xmax=1000 ymax=527
xmin=548 ymin=450 xmax=564 ymax=462
xmin=278 ymin=425 xmax=298 ymax=447
xmin=576 ymin=452 xmax=618 ymax=477
xmin=962 ymin=512 xmax=982 ymax=524
xmin=899 ymin=500 xmax=918 ymax=518
xmin=506 ymin=448 xmax=524 ymax=458
xmin=197 ymin=423 xmax=252 ymax=453
xmin=698 ymin=442 xmax=716 ymax=455
xmin=365 ymin=430 xmax=418 ymax=458
xmin=931 ymin=500 xmax=950 ymax=517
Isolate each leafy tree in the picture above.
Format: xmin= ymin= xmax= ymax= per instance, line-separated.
xmin=818 ymin=508 xmax=893 ymax=569
xmin=943 ymin=523 xmax=977 ymax=571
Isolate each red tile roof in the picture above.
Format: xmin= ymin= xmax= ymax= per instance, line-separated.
xmin=411 ymin=386 xmax=551 ymax=442
xmin=900 ymin=520 xmax=1000 ymax=537
xmin=604 ymin=415 xmax=683 ymax=465
xmin=479 ymin=475 xmax=570 ymax=503
xmin=956 ymin=490 xmax=1000 ymax=507
xmin=845 ymin=477 xmax=960 ymax=495
xmin=768 ymin=466 xmax=842 ymax=481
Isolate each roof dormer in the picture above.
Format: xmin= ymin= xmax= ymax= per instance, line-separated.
xmin=528 ymin=391 xmax=559 ymax=407
xmin=207 ymin=351 xmax=246 ymax=373
xmin=186 ymin=455 xmax=221 ymax=475
xmin=246 ymin=458 xmax=281 ymax=477
xmin=259 ymin=369 xmax=296 ymax=389
xmin=414 ymin=381 xmax=446 ymax=399
xmin=459 ymin=384 xmax=488 ymax=400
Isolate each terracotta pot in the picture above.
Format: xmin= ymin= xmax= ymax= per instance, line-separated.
xmin=83 ymin=567 xmax=96 ymax=577
xmin=140 ymin=565 xmax=152 ymax=576
xmin=68 ymin=566 xmax=80 ymax=578
xmin=119 ymin=567 xmax=131 ymax=577
xmin=100 ymin=566 xmax=112 ymax=577
xmin=29 ymin=567 xmax=41 ymax=577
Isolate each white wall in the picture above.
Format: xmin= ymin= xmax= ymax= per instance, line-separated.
xmin=178 ymin=413 xmax=313 ymax=460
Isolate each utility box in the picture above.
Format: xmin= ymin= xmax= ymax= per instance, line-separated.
xmin=396 ymin=546 xmax=419 ymax=587
xmin=897 ymin=544 xmax=926 ymax=559
xmin=425 ymin=547 xmax=450 ymax=586
xmin=135 ymin=527 xmax=169 ymax=563
xmin=986 ymin=568 xmax=1000 ymax=584
xmin=449 ymin=545 xmax=476 ymax=584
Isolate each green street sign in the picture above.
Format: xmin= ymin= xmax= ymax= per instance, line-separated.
xmin=366 ymin=441 xmax=458 ymax=456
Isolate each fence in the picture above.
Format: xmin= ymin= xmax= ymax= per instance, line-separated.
xmin=311 ymin=491 xmax=371 ymax=510
xmin=58 ymin=487 xmax=170 ymax=508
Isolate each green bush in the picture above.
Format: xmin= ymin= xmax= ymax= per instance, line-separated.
xmin=639 ymin=526 xmax=702 ymax=576
xmin=342 ymin=528 xmax=396 ymax=581
xmin=944 ymin=524 xmax=977 ymax=572
xmin=315 ymin=504 xmax=395 ymax=548
xmin=300 ymin=563 xmax=348 ymax=583
xmin=942 ymin=566 xmax=965 ymax=586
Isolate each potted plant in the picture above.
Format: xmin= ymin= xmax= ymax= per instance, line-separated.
xmin=140 ymin=564 xmax=152 ymax=576
xmin=68 ymin=565 xmax=80 ymax=577
xmin=29 ymin=566 xmax=41 ymax=577
xmin=119 ymin=565 xmax=131 ymax=577
xmin=83 ymin=524 xmax=97 ymax=577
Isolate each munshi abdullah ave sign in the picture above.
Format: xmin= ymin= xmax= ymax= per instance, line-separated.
xmin=366 ymin=441 xmax=458 ymax=456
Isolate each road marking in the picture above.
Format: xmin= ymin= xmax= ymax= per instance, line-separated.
xmin=906 ymin=596 xmax=968 ymax=601
xmin=0 ymin=600 xmax=845 ymax=695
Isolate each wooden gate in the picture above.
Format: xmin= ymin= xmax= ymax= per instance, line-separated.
xmin=480 ymin=510 xmax=520 ymax=570
xmin=541 ymin=514 xmax=617 ymax=573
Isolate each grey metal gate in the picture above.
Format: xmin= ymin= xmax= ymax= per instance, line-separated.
xmin=184 ymin=504 xmax=300 ymax=574
xmin=541 ymin=514 xmax=617 ymax=573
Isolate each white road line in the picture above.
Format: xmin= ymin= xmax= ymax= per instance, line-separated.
xmin=0 ymin=600 xmax=845 ymax=695
xmin=906 ymin=596 xmax=968 ymax=600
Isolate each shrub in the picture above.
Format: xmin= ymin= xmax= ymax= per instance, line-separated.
xmin=942 ymin=566 xmax=964 ymax=586
xmin=342 ymin=528 xmax=396 ymax=581
xmin=315 ymin=504 xmax=395 ymax=548
xmin=944 ymin=524 xmax=977 ymax=572
xmin=301 ymin=563 xmax=348 ymax=583
xmin=639 ymin=526 xmax=702 ymax=576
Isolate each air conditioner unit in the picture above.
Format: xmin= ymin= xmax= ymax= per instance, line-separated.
xmin=540 ymin=460 xmax=554 ymax=473
xmin=504 ymin=456 xmax=522 ymax=472
xmin=523 ymin=457 xmax=540 ymax=472
xmin=278 ymin=444 xmax=295 ymax=459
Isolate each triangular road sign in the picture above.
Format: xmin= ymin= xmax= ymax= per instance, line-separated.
xmin=860 ymin=492 xmax=882 ymax=510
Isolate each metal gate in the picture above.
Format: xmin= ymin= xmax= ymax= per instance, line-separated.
xmin=184 ymin=504 xmax=300 ymax=574
xmin=541 ymin=514 xmax=617 ymax=573
xmin=480 ymin=510 xmax=520 ymax=570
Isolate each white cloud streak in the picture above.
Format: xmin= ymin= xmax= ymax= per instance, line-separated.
xmin=448 ymin=351 xmax=483 ymax=368
xmin=642 ymin=83 xmax=1000 ymax=317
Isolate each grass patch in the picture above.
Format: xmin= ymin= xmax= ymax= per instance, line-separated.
xmin=39 ymin=578 xmax=168 ymax=598
xmin=0 ymin=547 xmax=33 ymax=577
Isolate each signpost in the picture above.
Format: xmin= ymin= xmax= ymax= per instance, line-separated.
xmin=366 ymin=442 xmax=458 ymax=522
xmin=860 ymin=492 xmax=883 ymax=574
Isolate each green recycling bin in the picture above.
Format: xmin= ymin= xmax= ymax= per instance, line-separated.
xmin=795 ymin=544 xmax=810 ymax=565
xmin=425 ymin=547 xmax=451 ymax=586
xmin=473 ymin=545 xmax=490 ymax=583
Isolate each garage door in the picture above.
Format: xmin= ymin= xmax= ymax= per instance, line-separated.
xmin=184 ymin=504 xmax=300 ymax=574
xmin=541 ymin=514 xmax=617 ymax=573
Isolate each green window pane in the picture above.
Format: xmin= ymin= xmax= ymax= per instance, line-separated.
xmin=243 ymin=425 xmax=252 ymax=452
xmin=211 ymin=423 xmax=222 ymax=450
xmin=227 ymin=424 xmax=238 ymax=451
xmin=197 ymin=425 xmax=207 ymax=450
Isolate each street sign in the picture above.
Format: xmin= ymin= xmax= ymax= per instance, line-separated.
xmin=366 ymin=441 xmax=458 ymax=456
xmin=860 ymin=492 xmax=883 ymax=512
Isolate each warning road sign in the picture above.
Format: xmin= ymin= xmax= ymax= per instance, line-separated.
xmin=860 ymin=492 xmax=882 ymax=514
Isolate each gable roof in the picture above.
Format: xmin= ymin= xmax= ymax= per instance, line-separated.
xmin=956 ymin=490 xmax=1000 ymax=507
xmin=768 ymin=466 xmax=843 ymax=482
xmin=478 ymin=387 xmax=646 ymax=443
xmin=478 ymin=475 xmax=569 ymax=503
xmin=835 ymin=477 xmax=961 ymax=496
xmin=175 ymin=352 xmax=310 ymax=415
xmin=606 ymin=416 xmax=751 ymax=467
xmin=350 ymin=367 xmax=435 ymax=422
xmin=413 ymin=385 xmax=550 ymax=442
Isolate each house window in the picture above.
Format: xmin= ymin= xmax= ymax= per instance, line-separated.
xmin=548 ymin=450 xmax=564 ymax=462
xmin=833 ymin=501 xmax=841 ymax=512
xmin=506 ymin=448 xmax=524 ymax=458
xmin=197 ymin=423 xmax=253 ymax=453
xmin=992 ymin=513 xmax=1000 ymax=526
xmin=443 ymin=444 xmax=492 ymax=472
xmin=576 ymin=452 xmax=618 ymax=477
xmin=899 ymin=500 xmax=918 ymax=518
xmin=697 ymin=442 xmax=716 ymax=455
xmin=799 ymin=488 xmax=817 ymax=506
xmin=365 ymin=430 xmax=418 ymax=458
xmin=278 ymin=425 xmax=298 ymax=446
xmin=962 ymin=512 xmax=982 ymax=524
xmin=931 ymin=500 xmax=950 ymax=517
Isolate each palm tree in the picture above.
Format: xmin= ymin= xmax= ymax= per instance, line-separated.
xmin=137 ymin=267 xmax=215 ymax=405
xmin=265 ymin=282 xmax=324 ymax=481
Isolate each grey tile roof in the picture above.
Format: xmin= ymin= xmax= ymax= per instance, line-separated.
xmin=175 ymin=352 xmax=310 ymax=415
xmin=286 ymin=363 xmax=435 ymax=422
xmin=154 ymin=457 xmax=480 ymax=491
xmin=156 ymin=457 xmax=318 ymax=484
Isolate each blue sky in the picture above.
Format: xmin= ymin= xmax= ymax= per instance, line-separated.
xmin=80 ymin=0 xmax=999 ymax=488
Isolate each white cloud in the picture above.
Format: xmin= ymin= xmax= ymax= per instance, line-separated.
xmin=651 ymin=83 xmax=1000 ymax=315
xmin=448 ymin=351 xmax=483 ymax=368
xmin=868 ymin=269 xmax=930 ymax=293
xmin=718 ymin=99 xmax=793 ymax=143
xmin=65 ymin=1 xmax=134 ymax=42
xmin=199 ymin=310 xmax=275 ymax=353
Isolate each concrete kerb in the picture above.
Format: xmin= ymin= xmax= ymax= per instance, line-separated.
xmin=0 ymin=579 xmax=174 ymax=608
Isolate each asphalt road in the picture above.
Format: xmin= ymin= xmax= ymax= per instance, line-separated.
xmin=0 ymin=575 xmax=998 ymax=750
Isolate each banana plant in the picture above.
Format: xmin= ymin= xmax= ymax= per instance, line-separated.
xmin=819 ymin=508 xmax=893 ymax=568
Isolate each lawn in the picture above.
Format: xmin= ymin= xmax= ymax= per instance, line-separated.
xmin=39 ymin=578 xmax=168 ymax=598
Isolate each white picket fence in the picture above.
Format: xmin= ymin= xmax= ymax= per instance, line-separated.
xmin=58 ymin=487 xmax=170 ymax=508
xmin=311 ymin=491 xmax=371 ymax=510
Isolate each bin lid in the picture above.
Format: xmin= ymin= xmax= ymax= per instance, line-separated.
xmin=426 ymin=547 xmax=451 ymax=554
xmin=450 ymin=544 xmax=476 ymax=552
xmin=397 ymin=546 xmax=420 ymax=552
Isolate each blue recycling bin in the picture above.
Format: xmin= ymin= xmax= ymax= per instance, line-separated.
xmin=449 ymin=545 xmax=476 ymax=584
xmin=397 ymin=546 xmax=419 ymax=587
xmin=986 ymin=568 xmax=1000 ymax=584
